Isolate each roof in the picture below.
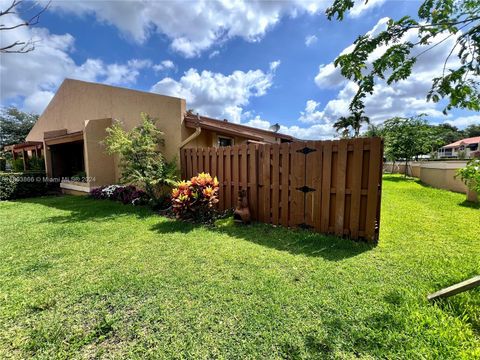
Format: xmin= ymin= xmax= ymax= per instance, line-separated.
xmin=183 ymin=113 xmax=295 ymax=142
xmin=442 ymin=136 xmax=480 ymax=149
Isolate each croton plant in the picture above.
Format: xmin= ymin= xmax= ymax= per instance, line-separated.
xmin=171 ymin=172 xmax=219 ymax=222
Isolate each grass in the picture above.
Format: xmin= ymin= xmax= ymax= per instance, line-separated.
xmin=0 ymin=175 xmax=479 ymax=359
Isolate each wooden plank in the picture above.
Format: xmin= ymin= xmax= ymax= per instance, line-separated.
xmin=211 ymin=147 xmax=217 ymax=177
xmin=305 ymin=141 xmax=322 ymax=229
xmin=248 ymin=144 xmax=258 ymax=219
xmin=349 ymin=138 xmax=364 ymax=239
xmin=240 ymin=144 xmax=248 ymax=189
xmin=203 ymin=148 xmax=210 ymax=173
xmin=262 ymin=145 xmax=271 ymax=223
xmin=192 ymin=148 xmax=198 ymax=176
xmin=334 ymin=140 xmax=348 ymax=236
xmin=427 ymin=276 xmax=480 ymax=301
xmin=180 ymin=149 xmax=186 ymax=179
xmin=225 ymin=146 xmax=232 ymax=209
xmin=271 ymin=143 xmax=280 ymax=225
xmin=365 ymin=137 xmax=382 ymax=242
xmin=186 ymin=148 xmax=193 ymax=179
xmin=289 ymin=141 xmax=304 ymax=228
xmin=280 ymin=142 xmax=290 ymax=227
xmin=233 ymin=146 xmax=240 ymax=204
xmin=217 ymin=147 xmax=225 ymax=210
xmin=321 ymin=141 xmax=332 ymax=232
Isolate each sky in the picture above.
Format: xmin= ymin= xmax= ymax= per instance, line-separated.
xmin=1 ymin=0 xmax=479 ymax=139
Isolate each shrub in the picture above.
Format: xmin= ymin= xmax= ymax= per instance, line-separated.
xmin=29 ymin=156 xmax=45 ymax=171
xmin=171 ymin=172 xmax=219 ymax=222
xmin=103 ymin=113 xmax=178 ymax=203
xmin=0 ymin=172 xmax=48 ymax=200
xmin=455 ymin=159 xmax=480 ymax=193
xmin=89 ymin=185 xmax=147 ymax=205
xmin=12 ymin=158 xmax=24 ymax=172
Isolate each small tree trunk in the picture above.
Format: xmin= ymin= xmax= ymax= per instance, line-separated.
xmin=404 ymin=159 xmax=408 ymax=177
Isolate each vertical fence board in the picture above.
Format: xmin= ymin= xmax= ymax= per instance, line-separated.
xmin=217 ymin=147 xmax=224 ymax=209
xmin=233 ymin=147 xmax=239 ymax=204
xmin=335 ymin=140 xmax=348 ymax=236
xmin=248 ymin=144 xmax=258 ymax=219
xmin=280 ymin=143 xmax=290 ymax=227
xmin=271 ymin=144 xmax=280 ymax=225
xmin=289 ymin=142 xmax=304 ymax=227
xmin=349 ymin=138 xmax=364 ymax=238
xmin=321 ymin=142 xmax=332 ymax=233
xmin=261 ymin=145 xmax=271 ymax=223
xmin=365 ymin=137 xmax=382 ymax=242
xmin=225 ymin=147 xmax=232 ymax=209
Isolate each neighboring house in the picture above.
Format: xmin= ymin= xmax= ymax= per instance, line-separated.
xmin=18 ymin=79 xmax=294 ymax=193
xmin=437 ymin=136 xmax=480 ymax=159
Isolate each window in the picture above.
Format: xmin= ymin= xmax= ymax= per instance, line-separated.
xmin=218 ymin=136 xmax=233 ymax=147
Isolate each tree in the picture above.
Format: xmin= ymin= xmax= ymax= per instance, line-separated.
xmin=103 ymin=113 xmax=178 ymax=203
xmin=463 ymin=124 xmax=480 ymax=137
xmin=0 ymin=107 xmax=38 ymax=147
xmin=326 ymin=0 xmax=480 ymax=114
xmin=1 ymin=0 xmax=50 ymax=53
xmin=333 ymin=116 xmax=354 ymax=138
xmin=382 ymin=116 xmax=433 ymax=176
xmin=333 ymin=111 xmax=370 ymax=137
xmin=364 ymin=123 xmax=384 ymax=138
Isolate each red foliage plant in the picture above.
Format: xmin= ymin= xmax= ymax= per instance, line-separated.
xmin=171 ymin=172 xmax=219 ymax=222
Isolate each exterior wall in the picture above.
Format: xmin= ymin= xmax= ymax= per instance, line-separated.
xmin=182 ymin=128 xmax=271 ymax=149
xmin=385 ymin=161 xmax=469 ymax=194
xmin=27 ymin=79 xmax=186 ymax=163
xmin=83 ymin=118 xmax=116 ymax=186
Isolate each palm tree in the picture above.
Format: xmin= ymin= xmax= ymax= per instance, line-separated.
xmin=333 ymin=116 xmax=354 ymax=138
xmin=333 ymin=111 xmax=370 ymax=138
xmin=351 ymin=111 xmax=370 ymax=137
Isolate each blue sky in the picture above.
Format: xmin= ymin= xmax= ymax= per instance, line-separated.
xmin=1 ymin=0 xmax=478 ymax=139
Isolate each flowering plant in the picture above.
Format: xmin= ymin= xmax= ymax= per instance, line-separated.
xmin=171 ymin=172 xmax=219 ymax=222
xmin=89 ymin=185 xmax=147 ymax=205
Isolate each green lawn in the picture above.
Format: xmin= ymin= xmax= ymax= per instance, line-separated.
xmin=0 ymin=175 xmax=479 ymax=359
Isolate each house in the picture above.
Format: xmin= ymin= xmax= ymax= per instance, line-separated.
xmin=437 ymin=136 xmax=480 ymax=159
xmin=19 ymin=79 xmax=294 ymax=193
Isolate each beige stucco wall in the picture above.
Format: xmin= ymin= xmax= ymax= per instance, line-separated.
xmin=83 ymin=118 xmax=116 ymax=186
xmin=385 ymin=161 xmax=469 ymax=194
xmin=27 ymin=79 xmax=186 ymax=163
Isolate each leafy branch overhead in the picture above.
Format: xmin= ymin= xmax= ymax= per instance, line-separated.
xmin=326 ymin=0 xmax=480 ymax=114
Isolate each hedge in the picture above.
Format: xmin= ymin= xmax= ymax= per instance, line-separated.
xmin=0 ymin=172 xmax=49 ymax=200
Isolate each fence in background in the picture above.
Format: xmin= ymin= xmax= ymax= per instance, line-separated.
xmin=181 ymin=137 xmax=383 ymax=242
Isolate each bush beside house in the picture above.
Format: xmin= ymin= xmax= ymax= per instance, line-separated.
xmin=0 ymin=172 xmax=48 ymax=200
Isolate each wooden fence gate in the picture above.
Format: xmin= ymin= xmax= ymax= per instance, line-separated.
xmin=181 ymin=137 xmax=383 ymax=242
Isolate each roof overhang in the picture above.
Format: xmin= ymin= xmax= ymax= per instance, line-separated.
xmin=184 ymin=114 xmax=295 ymax=142
xmin=8 ymin=141 xmax=43 ymax=152
xmin=44 ymin=131 xmax=83 ymax=146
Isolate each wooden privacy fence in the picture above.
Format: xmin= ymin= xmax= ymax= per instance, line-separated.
xmin=181 ymin=137 xmax=383 ymax=242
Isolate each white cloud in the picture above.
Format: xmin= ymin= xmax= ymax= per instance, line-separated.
xmin=349 ymin=0 xmax=386 ymax=18
xmin=153 ymin=60 xmax=176 ymax=72
xmin=244 ymin=114 xmax=336 ymax=140
xmin=269 ymin=60 xmax=281 ymax=71
xmin=0 ymin=12 xmax=152 ymax=113
xmin=209 ymin=50 xmax=220 ymax=59
xmin=313 ymin=17 xmax=464 ymax=124
xmin=445 ymin=115 xmax=480 ymax=128
xmin=151 ymin=62 xmax=279 ymax=123
xmin=305 ymin=35 xmax=318 ymax=47
xmin=48 ymin=0 xmax=326 ymax=57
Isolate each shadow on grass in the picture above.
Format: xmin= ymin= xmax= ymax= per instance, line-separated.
xmin=150 ymin=218 xmax=373 ymax=261
xmin=382 ymin=174 xmax=422 ymax=184
xmin=458 ymin=200 xmax=480 ymax=209
xmin=20 ymin=195 xmax=152 ymax=224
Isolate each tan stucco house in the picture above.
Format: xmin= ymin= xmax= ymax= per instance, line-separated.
xmin=21 ymin=79 xmax=293 ymax=193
